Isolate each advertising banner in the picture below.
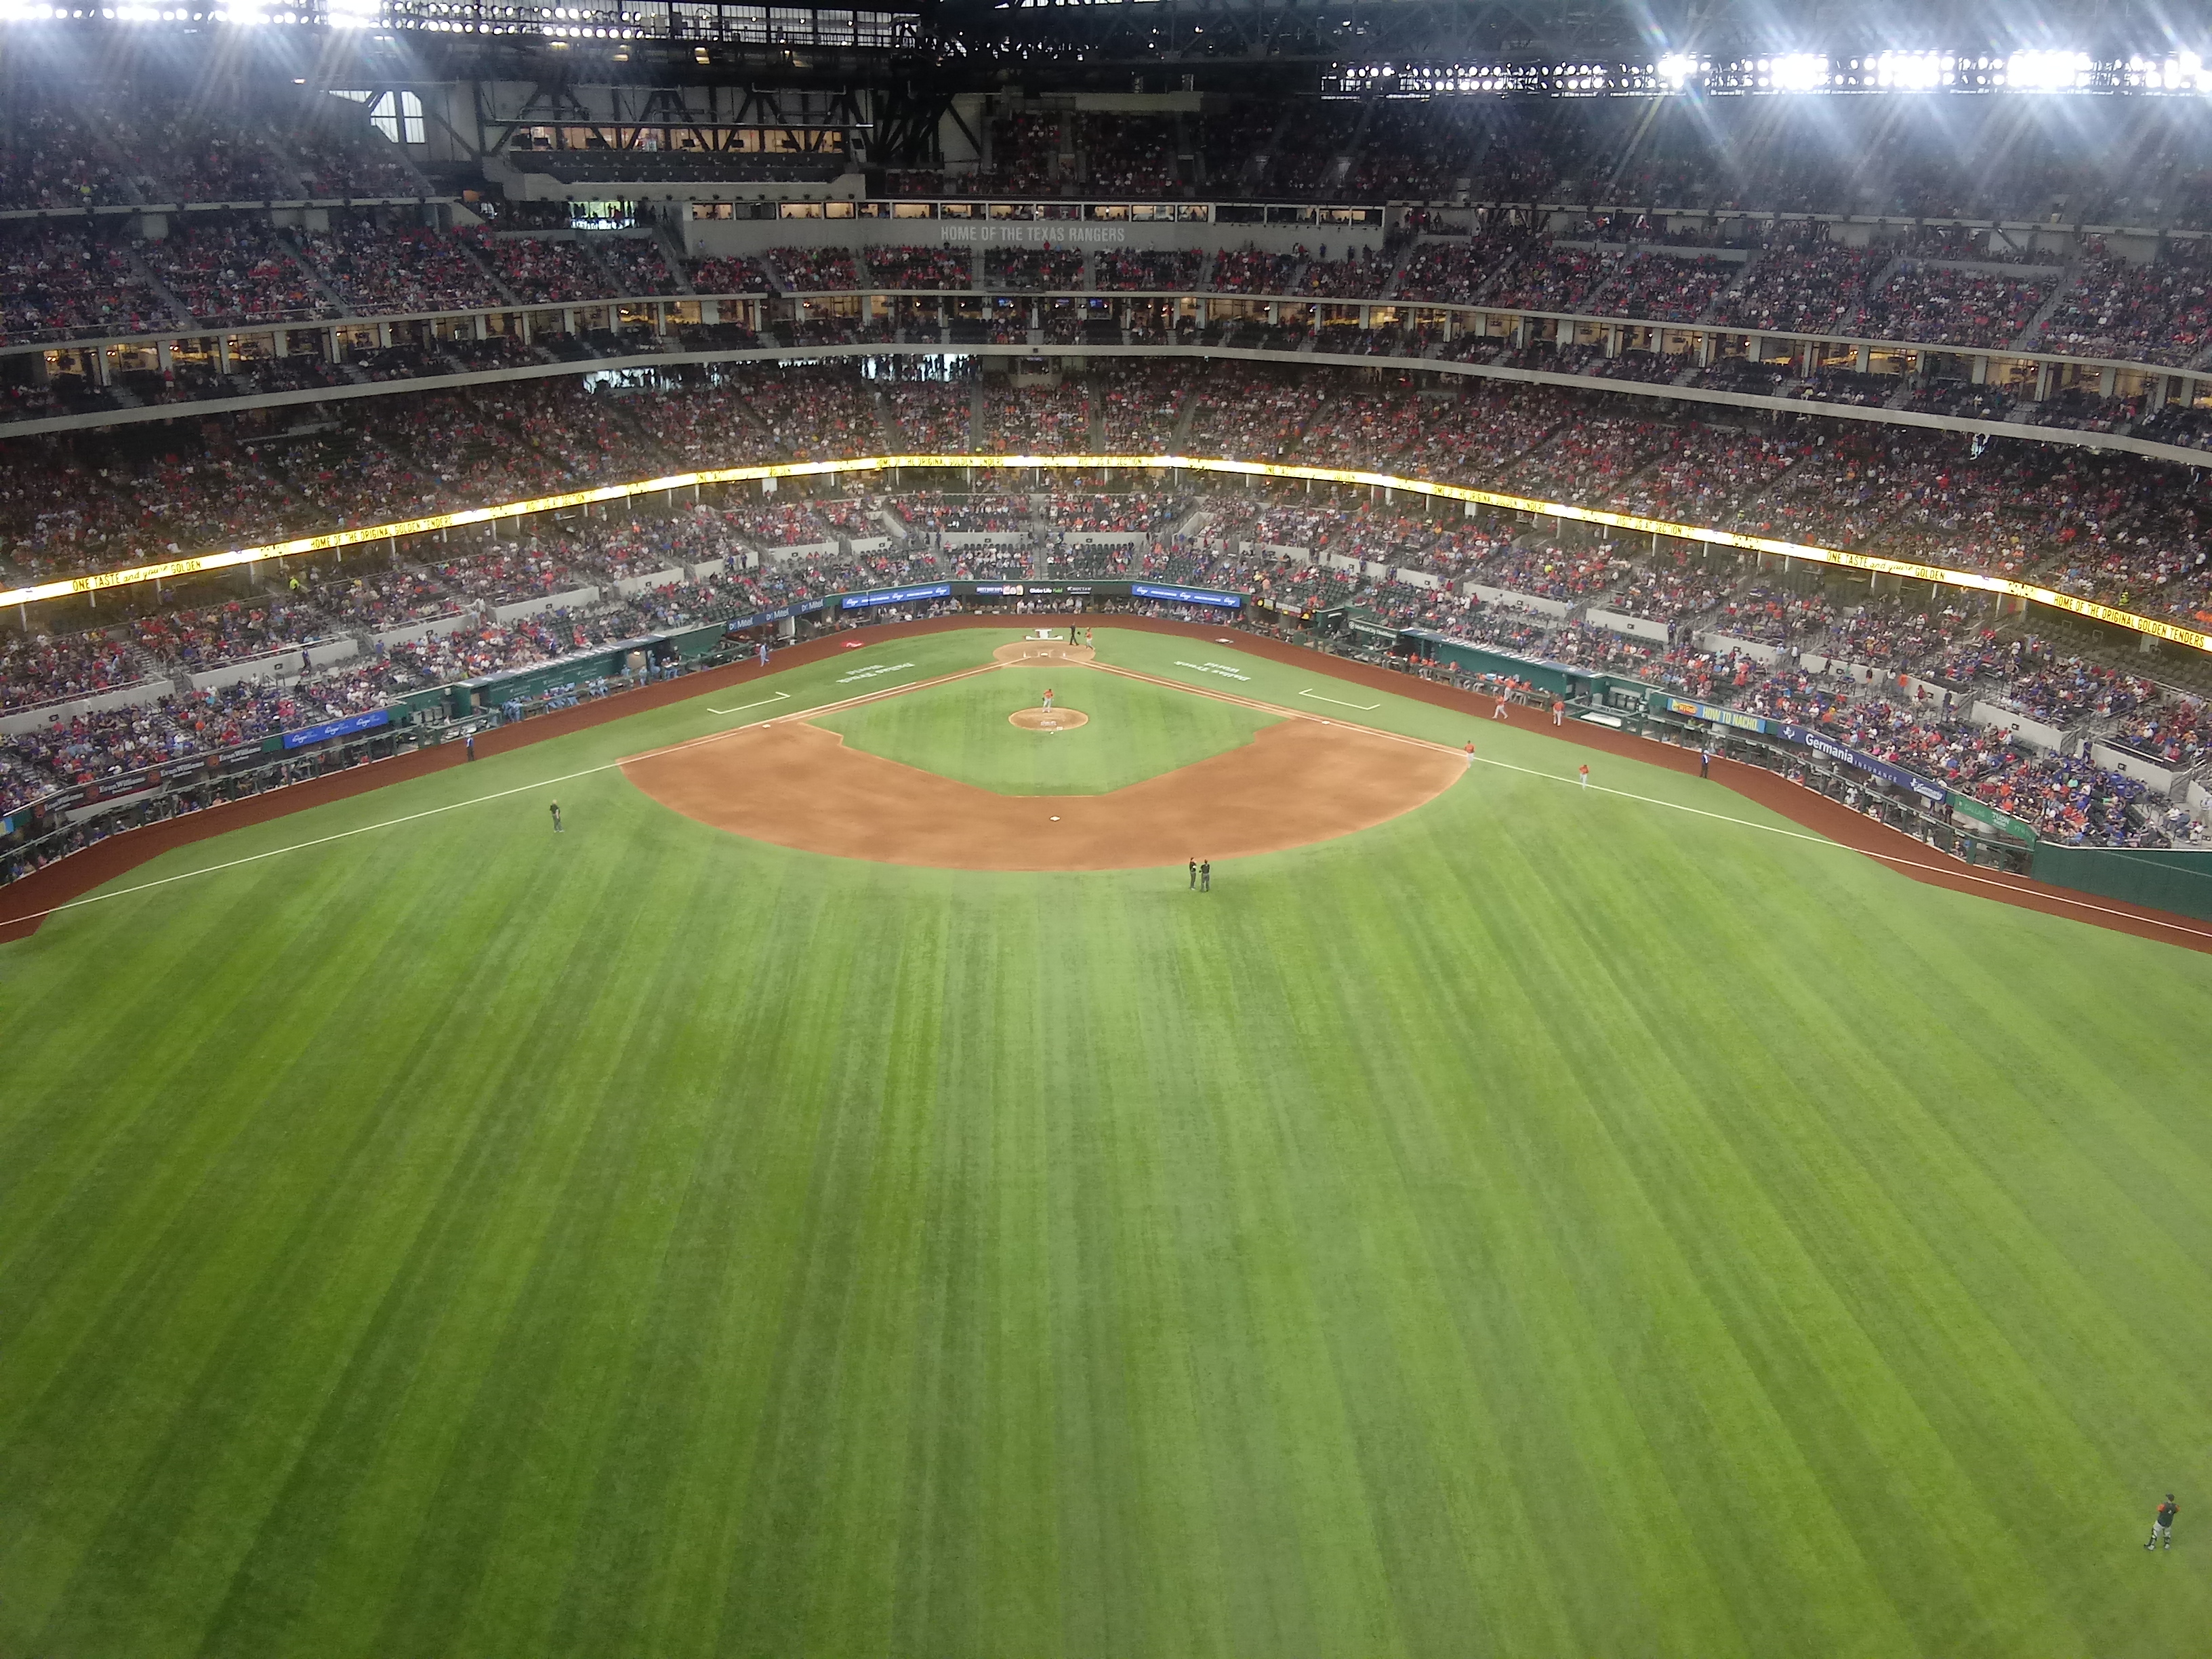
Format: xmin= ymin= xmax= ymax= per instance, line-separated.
xmin=840 ymin=583 xmax=953 ymax=611
xmin=1778 ymin=722 xmax=1950 ymax=806
xmin=1661 ymin=697 xmax=1774 ymax=735
xmin=1950 ymin=794 xmax=2039 ymax=844
xmin=1130 ymin=583 xmax=1242 ymax=609
xmin=722 ymin=598 xmax=827 ymax=634
xmin=281 ymin=708 xmax=392 ymax=752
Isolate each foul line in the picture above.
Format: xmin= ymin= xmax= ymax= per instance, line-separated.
xmin=706 ymin=690 xmax=790 ymax=714
xmin=1299 ymin=688 xmax=1383 ymax=711
xmin=10 ymin=642 xmax=2212 ymax=950
xmin=0 ymin=659 xmax=1010 ymax=933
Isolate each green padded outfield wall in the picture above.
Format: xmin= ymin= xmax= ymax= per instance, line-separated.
xmin=2028 ymin=842 xmax=2212 ymax=923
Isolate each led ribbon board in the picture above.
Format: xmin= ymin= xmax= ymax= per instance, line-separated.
xmin=7 ymin=455 xmax=2207 ymax=656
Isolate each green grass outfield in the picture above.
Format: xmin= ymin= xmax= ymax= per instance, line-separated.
xmin=2 ymin=623 xmax=2210 ymax=1658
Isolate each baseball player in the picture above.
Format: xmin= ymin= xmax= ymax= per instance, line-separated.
xmin=1043 ymin=687 xmax=1055 ymax=712
xmin=1578 ymin=764 xmax=1590 ymax=790
xmin=1492 ymin=695 xmax=1509 ymax=721
xmin=1464 ymin=739 xmax=1476 ymax=769
xmin=550 ymin=800 xmax=563 ymax=833
xmin=2148 ymin=1495 xmax=2179 ymax=1550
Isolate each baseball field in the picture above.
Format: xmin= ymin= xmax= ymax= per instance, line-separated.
xmin=2 ymin=623 xmax=2209 ymax=1658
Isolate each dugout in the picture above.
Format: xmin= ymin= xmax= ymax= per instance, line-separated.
xmin=1396 ymin=629 xmax=1599 ymax=703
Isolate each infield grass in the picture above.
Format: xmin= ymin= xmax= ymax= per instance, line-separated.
xmin=815 ymin=662 xmax=1277 ymax=794
xmin=1 ymin=626 xmax=2209 ymax=1659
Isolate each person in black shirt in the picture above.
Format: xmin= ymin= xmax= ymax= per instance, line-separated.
xmin=1200 ymin=859 xmax=1211 ymax=892
xmin=1188 ymin=856 xmax=1197 ymax=890
xmin=2148 ymin=1495 xmax=2178 ymax=1550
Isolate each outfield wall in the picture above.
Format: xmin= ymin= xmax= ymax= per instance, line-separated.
xmin=2026 ymin=844 xmax=2212 ymax=924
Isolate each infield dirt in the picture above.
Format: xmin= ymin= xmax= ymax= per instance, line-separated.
xmin=621 ymin=714 xmax=1461 ymax=869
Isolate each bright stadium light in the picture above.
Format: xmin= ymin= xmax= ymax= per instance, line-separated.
xmin=1656 ymin=53 xmax=1697 ymax=88
xmin=2163 ymin=52 xmax=2207 ymax=91
xmin=1769 ymin=53 xmax=1829 ymax=91
xmin=1875 ymin=50 xmax=1945 ymax=89
xmin=2003 ymin=49 xmax=2091 ymax=91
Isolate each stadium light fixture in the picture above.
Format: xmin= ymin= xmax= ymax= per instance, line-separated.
xmin=1656 ymin=54 xmax=1698 ymax=88
xmin=2003 ymin=49 xmax=2090 ymax=91
xmin=1768 ymin=53 xmax=1829 ymax=91
xmin=1875 ymin=50 xmax=1945 ymax=90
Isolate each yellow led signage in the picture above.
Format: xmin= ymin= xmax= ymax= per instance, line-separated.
xmin=6 ymin=455 xmax=2205 ymax=655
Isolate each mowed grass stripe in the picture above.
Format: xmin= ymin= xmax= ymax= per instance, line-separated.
xmin=3 ymin=630 xmax=2211 ymax=1656
xmin=0 ymin=841 xmax=534 ymax=1635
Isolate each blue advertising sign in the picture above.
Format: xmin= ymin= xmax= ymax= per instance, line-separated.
xmin=281 ymin=707 xmax=392 ymax=751
xmin=841 ymin=583 xmax=952 ymax=611
xmin=1779 ymin=722 xmax=1948 ymax=805
xmin=722 ymin=598 xmax=826 ymax=634
xmin=1131 ymin=583 xmax=1242 ymax=609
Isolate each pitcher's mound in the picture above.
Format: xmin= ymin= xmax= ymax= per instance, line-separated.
xmin=1010 ymin=707 xmax=1088 ymax=731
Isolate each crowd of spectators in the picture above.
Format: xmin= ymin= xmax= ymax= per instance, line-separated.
xmin=7 ymin=361 xmax=2210 ymax=628
xmin=592 ymin=237 xmax=684 ymax=298
xmin=1856 ymin=262 xmax=2053 ymax=350
xmin=482 ymin=237 xmax=613 ymax=306
xmin=18 ymin=211 xmax=2212 ymax=390
xmin=1598 ymin=252 xmax=1734 ymax=323
xmin=684 ymin=255 xmax=771 ymax=295
xmin=768 ymin=246 xmax=862 ymax=290
xmin=1095 ymin=250 xmax=1206 ymax=291
xmin=2037 ymin=253 xmax=2212 ymax=366
xmin=1209 ymin=249 xmax=1302 ymax=295
xmin=985 ymin=249 xmax=1086 ymax=291
xmin=1713 ymin=241 xmax=1885 ymax=335
xmin=0 ymin=223 xmax=172 ymax=343
xmin=293 ymin=216 xmax=504 ymax=316
xmin=5 ymin=447 xmax=2207 ymax=847
xmin=140 ymin=218 xmax=325 ymax=327
xmin=881 ymin=377 xmax=973 ymax=451
xmin=863 ymin=246 xmax=972 ymax=289
xmin=1485 ymin=244 xmax=1621 ymax=314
